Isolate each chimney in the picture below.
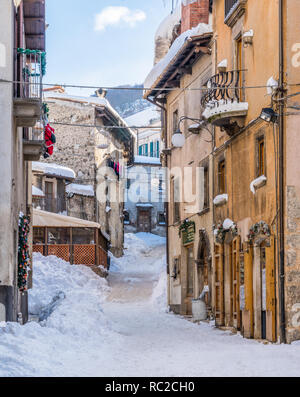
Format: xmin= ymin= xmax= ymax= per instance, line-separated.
xmin=181 ymin=0 xmax=209 ymax=34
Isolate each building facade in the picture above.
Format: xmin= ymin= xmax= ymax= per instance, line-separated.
xmin=43 ymin=90 xmax=135 ymax=258
xmin=124 ymin=107 xmax=166 ymax=236
xmin=145 ymin=0 xmax=300 ymax=343
xmin=0 ymin=0 xmax=46 ymax=323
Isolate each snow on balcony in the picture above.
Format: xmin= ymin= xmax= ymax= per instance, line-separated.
xmin=202 ymin=100 xmax=248 ymax=123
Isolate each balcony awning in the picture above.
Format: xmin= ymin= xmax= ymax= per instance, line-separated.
xmin=23 ymin=0 xmax=46 ymax=51
xmin=33 ymin=209 xmax=110 ymax=241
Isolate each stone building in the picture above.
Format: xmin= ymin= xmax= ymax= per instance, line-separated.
xmin=43 ymin=90 xmax=135 ymax=257
xmin=0 ymin=0 xmax=46 ymax=323
xmin=124 ymin=107 xmax=166 ymax=236
xmin=125 ymin=155 xmax=166 ymax=236
xmin=144 ymin=0 xmax=300 ymax=343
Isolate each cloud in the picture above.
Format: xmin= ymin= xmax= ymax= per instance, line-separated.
xmin=94 ymin=6 xmax=146 ymax=32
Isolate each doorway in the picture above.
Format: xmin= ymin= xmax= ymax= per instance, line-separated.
xmin=137 ymin=208 xmax=151 ymax=233
xmin=185 ymin=246 xmax=194 ymax=315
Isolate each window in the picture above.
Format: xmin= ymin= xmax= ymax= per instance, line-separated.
xmin=173 ymin=177 xmax=181 ymax=224
xmin=218 ymin=160 xmax=226 ymax=194
xmin=45 ymin=181 xmax=55 ymax=212
xmin=139 ymin=144 xmax=149 ymax=157
xmin=124 ymin=211 xmax=130 ymax=224
xmin=150 ymin=141 xmax=154 ymax=157
xmin=173 ymin=110 xmax=178 ymax=134
xmin=127 ymin=179 xmax=131 ymax=190
xmin=225 ymin=0 xmax=238 ymax=18
xmin=158 ymin=212 xmax=166 ymax=225
xmin=236 ymin=35 xmax=243 ymax=100
xmin=203 ymin=166 xmax=209 ymax=209
xmin=257 ymin=136 xmax=265 ymax=177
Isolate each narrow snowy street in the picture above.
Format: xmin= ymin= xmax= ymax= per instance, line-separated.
xmin=0 ymin=233 xmax=299 ymax=377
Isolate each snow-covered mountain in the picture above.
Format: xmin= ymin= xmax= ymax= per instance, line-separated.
xmin=106 ymin=84 xmax=152 ymax=118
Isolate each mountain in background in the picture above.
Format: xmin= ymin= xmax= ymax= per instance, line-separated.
xmin=106 ymin=84 xmax=152 ymax=118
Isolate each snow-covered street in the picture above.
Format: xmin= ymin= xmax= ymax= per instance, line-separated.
xmin=0 ymin=233 xmax=299 ymax=377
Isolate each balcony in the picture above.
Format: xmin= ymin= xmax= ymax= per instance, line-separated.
xmin=14 ymin=49 xmax=44 ymax=127
xmin=23 ymin=125 xmax=44 ymax=161
xmin=201 ymin=70 xmax=248 ymax=136
xmin=225 ymin=0 xmax=247 ymax=27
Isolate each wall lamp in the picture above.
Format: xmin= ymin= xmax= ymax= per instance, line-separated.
xmin=171 ymin=116 xmax=213 ymax=148
xmin=259 ymin=108 xmax=278 ymax=123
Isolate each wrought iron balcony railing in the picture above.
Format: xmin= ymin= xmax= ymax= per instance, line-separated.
xmin=201 ymin=70 xmax=243 ymax=108
xmin=14 ymin=48 xmax=45 ymax=100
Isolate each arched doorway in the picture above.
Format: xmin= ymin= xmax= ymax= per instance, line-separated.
xmin=196 ymin=230 xmax=212 ymax=313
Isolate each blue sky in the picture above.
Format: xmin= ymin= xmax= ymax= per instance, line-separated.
xmin=45 ymin=0 xmax=175 ymax=95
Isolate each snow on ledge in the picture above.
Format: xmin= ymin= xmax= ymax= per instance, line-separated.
xmin=66 ymin=184 xmax=94 ymax=197
xmin=202 ymin=101 xmax=248 ymax=121
xmin=250 ymin=175 xmax=267 ymax=194
xmin=213 ymin=194 xmax=228 ymax=206
xmin=223 ymin=218 xmax=234 ymax=230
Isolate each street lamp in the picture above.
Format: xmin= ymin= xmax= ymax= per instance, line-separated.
xmin=172 ymin=116 xmax=212 ymax=148
xmin=259 ymin=108 xmax=278 ymax=123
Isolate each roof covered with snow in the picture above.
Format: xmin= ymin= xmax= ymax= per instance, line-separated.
xmin=134 ymin=156 xmax=161 ymax=166
xmin=144 ymin=23 xmax=212 ymax=96
xmin=125 ymin=107 xmax=161 ymax=128
xmin=32 ymin=162 xmax=76 ymax=180
xmin=66 ymin=184 xmax=95 ymax=197
xmin=44 ymin=92 xmax=136 ymax=140
xmin=32 ymin=186 xmax=45 ymax=197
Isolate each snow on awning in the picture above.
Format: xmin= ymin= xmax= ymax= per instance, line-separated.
xmin=32 ymin=162 xmax=76 ymax=180
xmin=33 ymin=209 xmax=109 ymax=241
xmin=66 ymin=184 xmax=95 ymax=197
xmin=32 ymin=185 xmax=45 ymax=197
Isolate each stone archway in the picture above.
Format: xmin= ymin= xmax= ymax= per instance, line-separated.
xmin=196 ymin=230 xmax=212 ymax=311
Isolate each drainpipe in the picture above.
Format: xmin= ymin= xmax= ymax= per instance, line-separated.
xmin=278 ymin=0 xmax=286 ymax=344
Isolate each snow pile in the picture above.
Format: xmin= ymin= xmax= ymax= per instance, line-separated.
xmin=151 ymin=270 xmax=168 ymax=312
xmin=155 ymin=5 xmax=181 ymax=42
xmin=66 ymin=183 xmax=94 ymax=197
xmin=32 ymin=162 xmax=76 ymax=180
xmin=0 ymin=253 xmax=116 ymax=376
xmin=110 ymin=233 xmax=166 ymax=275
xmin=144 ymin=23 xmax=212 ymax=90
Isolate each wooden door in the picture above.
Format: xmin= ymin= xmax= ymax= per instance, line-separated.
xmin=214 ymin=243 xmax=224 ymax=326
xmin=231 ymin=237 xmax=241 ymax=330
xmin=138 ymin=209 xmax=151 ymax=232
xmin=186 ymin=246 xmax=194 ymax=315
xmin=265 ymin=236 xmax=276 ymax=342
xmin=243 ymin=244 xmax=254 ymax=338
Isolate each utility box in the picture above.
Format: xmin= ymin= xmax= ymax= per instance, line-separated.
xmin=192 ymin=299 xmax=207 ymax=321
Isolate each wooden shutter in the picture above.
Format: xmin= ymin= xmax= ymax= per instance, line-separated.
xmin=150 ymin=142 xmax=154 ymax=157
xmin=232 ymin=236 xmax=241 ymax=330
xmin=243 ymin=243 xmax=254 ymax=338
xmin=265 ymin=236 xmax=276 ymax=342
xmin=214 ymin=243 xmax=224 ymax=326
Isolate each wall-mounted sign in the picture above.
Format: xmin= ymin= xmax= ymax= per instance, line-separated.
xmin=180 ymin=221 xmax=195 ymax=246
